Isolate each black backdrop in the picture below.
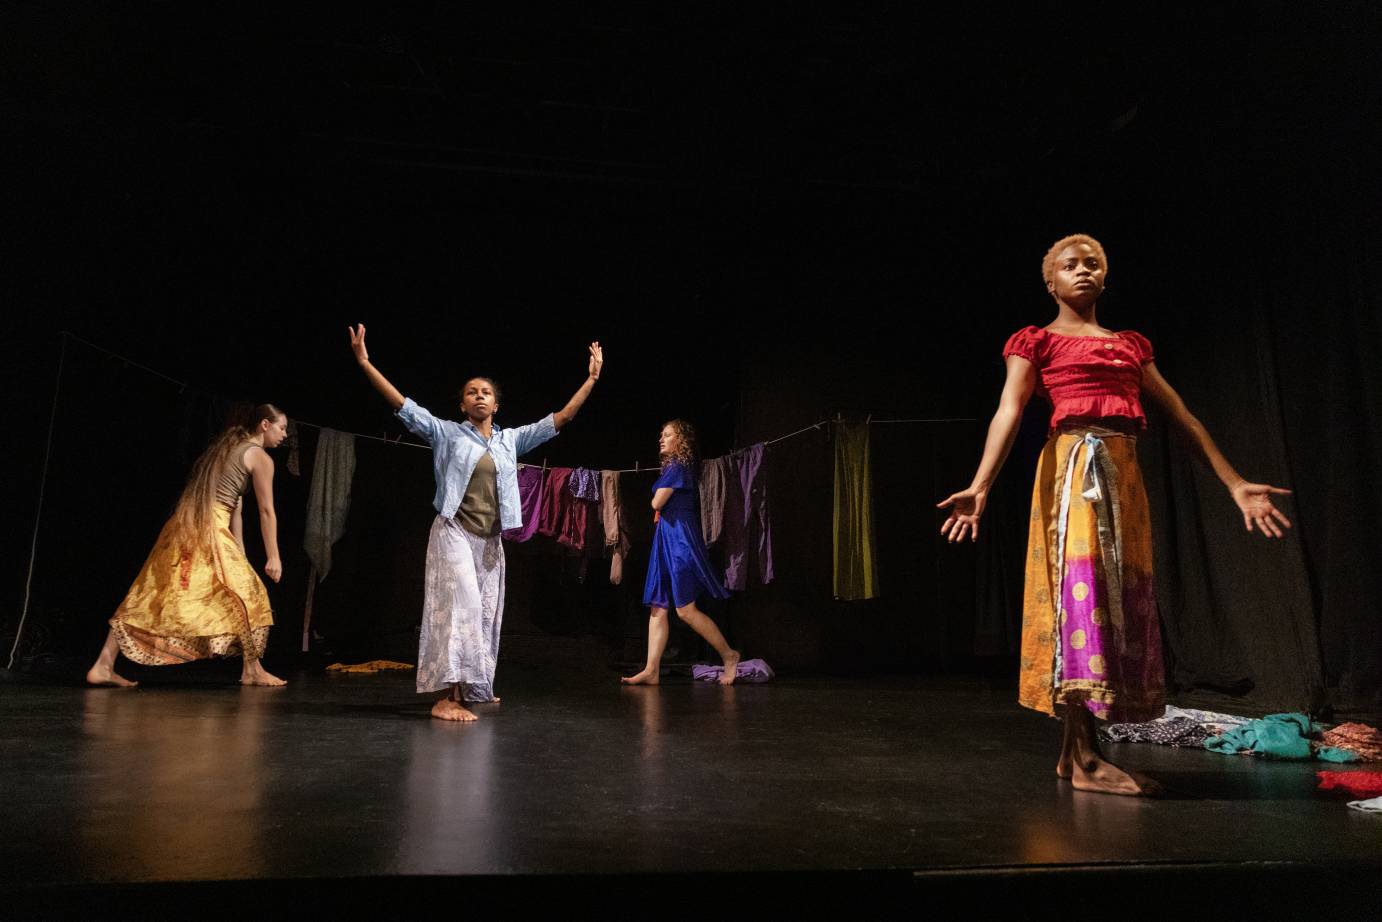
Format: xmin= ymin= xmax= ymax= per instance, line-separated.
xmin=3 ymin=3 xmax=1380 ymax=713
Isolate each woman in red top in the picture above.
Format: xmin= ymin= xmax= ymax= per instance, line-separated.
xmin=939 ymin=234 xmax=1292 ymax=796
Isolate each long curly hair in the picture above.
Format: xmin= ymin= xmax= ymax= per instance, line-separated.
xmin=659 ymin=418 xmax=698 ymax=470
xmin=170 ymin=403 xmax=284 ymax=550
xmin=1041 ymin=233 xmax=1109 ymax=288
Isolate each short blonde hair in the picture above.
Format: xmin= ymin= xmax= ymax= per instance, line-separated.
xmin=1042 ymin=234 xmax=1109 ymax=287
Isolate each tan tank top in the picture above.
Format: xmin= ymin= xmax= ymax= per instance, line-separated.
xmin=215 ymin=442 xmax=255 ymax=509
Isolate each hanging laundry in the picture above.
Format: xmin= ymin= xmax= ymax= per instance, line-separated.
xmin=568 ymin=467 xmax=601 ymax=502
xmin=1099 ymin=717 xmax=1215 ymax=748
xmin=285 ymin=419 xmax=302 ymax=476
xmin=558 ymin=469 xmax=593 ymax=550
xmin=1320 ymin=723 xmax=1382 ymax=762
xmin=559 ymin=499 xmax=589 ymax=550
xmin=537 ymin=467 xmax=574 ymax=537
xmin=534 ymin=467 xmax=588 ymax=550
xmin=600 ymin=470 xmax=630 ymax=584
xmin=722 ymin=443 xmax=775 ymax=591
xmin=1317 ymin=771 xmax=1382 ymax=799
xmin=303 ymin=428 xmax=357 ymax=581
xmin=502 ymin=465 xmax=547 ymax=543
xmin=832 ymin=421 xmax=878 ymax=600
xmin=692 ymin=658 xmax=775 ymax=684
xmin=699 ymin=455 xmax=734 ymax=546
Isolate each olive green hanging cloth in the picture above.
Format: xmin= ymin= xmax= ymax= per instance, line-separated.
xmin=833 ymin=420 xmax=879 ymax=600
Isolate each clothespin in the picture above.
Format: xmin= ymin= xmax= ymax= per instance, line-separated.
xmin=635 ymin=459 xmax=640 ymax=472
xmin=866 ymin=413 xmax=873 ymax=424
xmin=541 ymin=458 xmax=548 ymax=473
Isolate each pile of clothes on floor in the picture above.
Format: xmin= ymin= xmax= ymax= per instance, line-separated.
xmin=1098 ymin=707 xmax=1382 ymax=813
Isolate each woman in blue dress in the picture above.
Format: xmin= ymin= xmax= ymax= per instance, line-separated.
xmin=622 ymin=419 xmax=740 ymax=686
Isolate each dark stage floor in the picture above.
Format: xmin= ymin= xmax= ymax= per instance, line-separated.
xmin=3 ymin=641 xmax=1380 ymax=915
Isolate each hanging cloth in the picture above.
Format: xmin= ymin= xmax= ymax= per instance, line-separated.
xmin=502 ymin=465 xmax=548 ymax=543
xmin=699 ymin=456 xmax=733 ymax=547
xmin=722 ymin=444 xmax=775 ymax=591
xmin=303 ymin=428 xmax=357 ymax=581
xmin=832 ymin=421 xmax=878 ymax=600
xmin=600 ymin=470 xmax=631 ymax=584
xmin=285 ymin=419 xmax=302 ymax=476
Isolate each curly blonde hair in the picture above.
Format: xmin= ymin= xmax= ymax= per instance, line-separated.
xmin=659 ymin=419 xmax=698 ymax=470
xmin=1042 ymin=233 xmax=1109 ymax=288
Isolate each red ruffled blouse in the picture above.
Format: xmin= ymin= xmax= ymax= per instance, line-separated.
xmin=1003 ymin=326 xmax=1155 ymax=432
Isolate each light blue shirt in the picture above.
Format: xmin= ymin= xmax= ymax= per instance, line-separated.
xmin=396 ymin=398 xmax=558 ymax=530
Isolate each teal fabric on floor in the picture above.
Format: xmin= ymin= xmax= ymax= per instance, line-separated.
xmin=1204 ymin=712 xmax=1360 ymax=762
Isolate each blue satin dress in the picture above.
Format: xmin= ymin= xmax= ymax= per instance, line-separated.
xmin=642 ymin=461 xmax=731 ymax=609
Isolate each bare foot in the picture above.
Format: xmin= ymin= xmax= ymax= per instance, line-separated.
xmin=719 ymin=650 xmax=741 ymax=686
xmin=240 ymin=663 xmax=287 ymax=687
xmin=85 ymin=665 xmax=138 ymax=688
xmin=1070 ymin=756 xmax=1162 ymax=796
xmin=431 ymin=699 xmax=477 ymax=721
xmin=621 ymin=669 xmax=660 ymax=686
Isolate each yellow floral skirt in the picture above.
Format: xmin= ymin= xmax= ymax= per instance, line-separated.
xmin=111 ymin=505 xmax=273 ymax=665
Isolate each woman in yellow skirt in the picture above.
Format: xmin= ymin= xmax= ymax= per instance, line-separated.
xmin=86 ymin=404 xmax=290 ymax=687
xmin=938 ymin=234 xmax=1292 ymax=796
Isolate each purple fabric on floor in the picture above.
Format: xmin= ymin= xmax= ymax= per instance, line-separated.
xmin=692 ymin=658 xmax=775 ymax=683
xmin=502 ymin=465 xmax=547 ymax=542
xmin=722 ymin=443 xmax=774 ymax=591
xmin=568 ymin=467 xmax=601 ymax=502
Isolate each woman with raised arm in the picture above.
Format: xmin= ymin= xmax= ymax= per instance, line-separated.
xmin=938 ymin=234 xmax=1292 ymax=796
xmin=87 ymin=403 xmax=290 ymax=688
xmin=349 ymin=324 xmax=603 ymax=721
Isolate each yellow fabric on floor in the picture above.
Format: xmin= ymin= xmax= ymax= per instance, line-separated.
xmin=326 ymin=660 xmax=415 ymax=673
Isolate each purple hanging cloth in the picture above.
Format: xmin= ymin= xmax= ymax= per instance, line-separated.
xmin=722 ymin=443 xmax=775 ymax=590
xmin=568 ymin=467 xmax=601 ymax=502
xmin=502 ymin=465 xmax=548 ymax=542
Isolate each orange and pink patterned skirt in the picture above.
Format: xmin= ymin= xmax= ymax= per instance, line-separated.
xmin=1018 ymin=428 xmax=1165 ymax=723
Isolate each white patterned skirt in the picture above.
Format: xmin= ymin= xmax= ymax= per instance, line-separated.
xmin=416 ymin=515 xmax=506 ymax=700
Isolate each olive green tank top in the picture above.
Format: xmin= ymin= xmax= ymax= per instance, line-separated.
xmin=457 ymin=452 xmax=500 ymax=537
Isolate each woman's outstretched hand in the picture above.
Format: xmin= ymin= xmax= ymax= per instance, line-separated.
xmin=1231 ymin=481 xmax=1293 ymax=538
xmin=588 ymin=341 xmax=604 ymax=380
xmin=937 ymin=487 xmax=987 ymax=543
xmin=349 ymin=324 xmax=370 ymax=365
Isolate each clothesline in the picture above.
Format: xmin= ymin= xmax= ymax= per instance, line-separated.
xmin=10 ymin=331 xmax=981 ymax=669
